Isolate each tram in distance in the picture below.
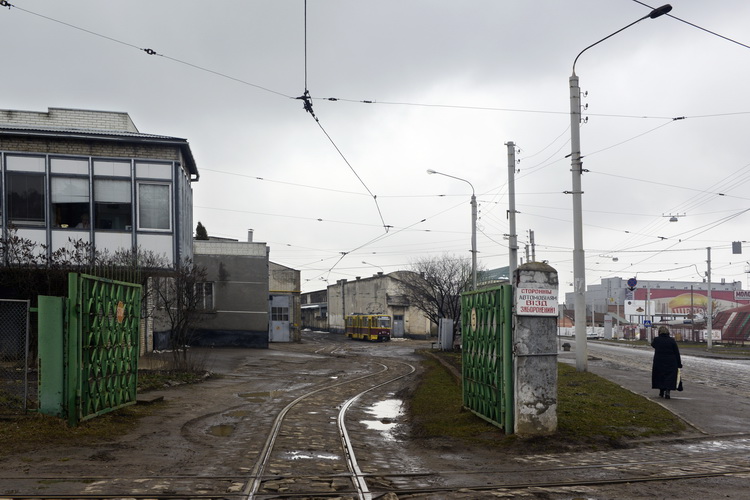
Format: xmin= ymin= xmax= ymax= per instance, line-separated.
xmin=344 ymin=314 xmax=392 ymax=342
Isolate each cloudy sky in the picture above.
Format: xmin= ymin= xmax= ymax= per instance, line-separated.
xmin=3 ymin=0 xmax=749 ymax=296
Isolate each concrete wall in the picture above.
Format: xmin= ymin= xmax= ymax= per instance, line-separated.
xmin=326 ymin=272 xmax=432 ymax=337
xmin=193 ymin=241 xmax=270 ymax=346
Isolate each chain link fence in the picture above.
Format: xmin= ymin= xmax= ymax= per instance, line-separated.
xmin=0 ymin=299 xmax=33 ymax=414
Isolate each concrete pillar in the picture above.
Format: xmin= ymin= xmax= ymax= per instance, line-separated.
xmin=513 ymin=261 xmax=558 ymax=436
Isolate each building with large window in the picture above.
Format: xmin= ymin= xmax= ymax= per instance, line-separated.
xmin=0 ymin=107 xmax=198 ymax=266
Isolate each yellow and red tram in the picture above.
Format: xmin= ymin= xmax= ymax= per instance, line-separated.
xmin=345 ymin=314 xmax=392 ymax=342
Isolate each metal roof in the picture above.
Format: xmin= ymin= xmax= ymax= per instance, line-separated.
xmin=0 ymin=124 xmax=199 ymax=179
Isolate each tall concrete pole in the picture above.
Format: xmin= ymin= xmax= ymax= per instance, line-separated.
xmin=568 ymin=3 xmax=673 ymax=372
xmin=707 ymin=247 xmax=713 ymax=349
xmin=506 ymin=141 xmax=518 ymax=280
xmin=470 ymin=192 xmax=477 ymax=290
xmin=569 ymin=71 xmax=588 ymax=371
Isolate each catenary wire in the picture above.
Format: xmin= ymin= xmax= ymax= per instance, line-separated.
xmin=632 ymin=0 xmax=750 ymax=50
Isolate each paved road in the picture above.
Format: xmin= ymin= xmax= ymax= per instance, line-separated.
xmin=559 ymin=339 xmax=750 ymax=436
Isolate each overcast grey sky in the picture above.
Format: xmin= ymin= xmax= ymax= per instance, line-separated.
xmin=3 ymin=1 xmax=750 ymax=296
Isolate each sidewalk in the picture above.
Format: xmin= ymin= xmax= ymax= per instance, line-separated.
xmin=558 ymin=346 xmax=750 ymax=437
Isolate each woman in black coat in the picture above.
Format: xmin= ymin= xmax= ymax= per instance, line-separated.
xmin=651 ymin=326 xmax=682 ymax=399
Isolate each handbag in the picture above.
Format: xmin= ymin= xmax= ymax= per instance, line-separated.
xmin=676 ymin=368 xmax=684 ymax=392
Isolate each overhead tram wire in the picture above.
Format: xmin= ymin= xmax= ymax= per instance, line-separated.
xmin=599 ymin=208 xmax=750 ymax=278
xmin=588 ymin=171 xmax=750 ymax=202
xmin=4 ymin=2 xmax=750 ymax=122
xmin=312 ymin=216 xmax=430 ymax=284
xmin=297 ymin=0 xmax=390 ymax=235
xmin=632 ymin=0 xmax=750 ymax=50
xmin=199 ymin=169 xmax=373 ymax=197
xmin=590 ymin=158 xmax=750 ymax=257
xmin=306 ymin=194 xmax=487 ymax=282
xmin=0 ymin=1 xmax=295 ymax=99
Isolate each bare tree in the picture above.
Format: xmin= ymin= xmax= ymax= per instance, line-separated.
xmin=150 ymin=258 xmax=208 ymax=369
xmin=392 ymin=254 xmax=475 ymax=335
xmin=0 ymin=230 xmax=207 ymax=369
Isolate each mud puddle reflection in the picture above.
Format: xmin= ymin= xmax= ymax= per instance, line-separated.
xmin=361 ymin=399 xmax=403 ymax=439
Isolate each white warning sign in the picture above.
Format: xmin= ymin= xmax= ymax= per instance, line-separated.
xmin=516 ymin=284 xmax=558 ymax=317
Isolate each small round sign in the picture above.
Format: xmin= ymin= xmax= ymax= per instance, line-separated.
xmin=627 ymin=277 xmax=637 ymax=288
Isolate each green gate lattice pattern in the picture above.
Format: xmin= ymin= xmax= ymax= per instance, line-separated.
xmin=74 ymin=273 xmax=141 ymax=424
xmin=461 ymin=284 xmax=513 ymax=431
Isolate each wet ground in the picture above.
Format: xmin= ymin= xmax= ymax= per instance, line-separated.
xmin=1 ymin=333 xmax=749 ymax=498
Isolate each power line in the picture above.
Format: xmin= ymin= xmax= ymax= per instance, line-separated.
xmin=589 ymin=171 xmax=750 ymax=202
xmin=4 ymin=2 xmax=749 ymax=123
xmin=296 ymin=2 xmax=390 ymax=234
xmin=1 ymin=1 xmax=296 ymax=99
xmin=632 ymin=0 xmax=750 ymax=50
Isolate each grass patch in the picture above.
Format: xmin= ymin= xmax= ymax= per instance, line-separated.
xmin=557 ymin=363 xmax=684 ymax=442
xmin=410 ymin=358 xmax=503 ymax=442
xmin=410 ymin=353 xmax=686 ymax=453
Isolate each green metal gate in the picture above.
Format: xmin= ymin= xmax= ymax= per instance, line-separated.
xmin=461 ymin=284 xmax=513 ymax=431
xmin=39 ymin=273 xmax=141 ymax=426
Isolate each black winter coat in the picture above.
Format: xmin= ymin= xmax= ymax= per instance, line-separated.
xmin=651 ymin=333 xmax=682 ymax=390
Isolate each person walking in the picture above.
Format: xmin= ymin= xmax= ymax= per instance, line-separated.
xmin=651 ymin=326 xmax=682 ymax=399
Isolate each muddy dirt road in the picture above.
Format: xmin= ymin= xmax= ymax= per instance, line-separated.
xmin=1 ymin=331 xmax=749 ymax=499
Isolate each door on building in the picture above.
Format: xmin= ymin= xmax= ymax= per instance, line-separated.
xmin=269 ymin=295 xmax=291 ymax=342
xmin=392 ymin=314 xmax=405 ymax=338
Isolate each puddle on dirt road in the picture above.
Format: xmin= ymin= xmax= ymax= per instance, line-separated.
xmin=239 ymin=390 xmax=284 ymax=402
xmin=361 ymin=399 xmax=403 ymax=438
xmin=678 ymin=438 xmax=750 ymax=453
xmin=282 ymin=451 xmax=340 ymax=461
xmin=208 ymin=424 xmax=235 ymax=437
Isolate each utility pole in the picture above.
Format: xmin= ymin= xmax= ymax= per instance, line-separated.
xmin=529 ymin=230 xmax=536 ymax=262
xmin=690 ymin=285 xmax=695 ymax=342
xmin=506 ymin=141 xmax=518 ymax=280
xmin=646 ymin=282 xmax=652 ymax=342
xmin=707 ymin=247 xmax=713 ymax=349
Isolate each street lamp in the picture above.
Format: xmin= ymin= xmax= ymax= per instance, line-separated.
xmin=361 ymin=260 xmax=384 ymax=274
xmin=569 ymin=4 xmax=671 ymax=372
xmin=426 ymin=169 xmax=477 ymax=290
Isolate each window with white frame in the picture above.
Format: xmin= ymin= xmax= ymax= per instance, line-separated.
xmin=50 ymin=158 xmax=90 ymax=229
xmin=137 ymin=183 xmax=171 ymax=230
xmin=94 ymin=178 xmax=132 ymax=230
xmin=195 ymin=282 xmax=214 ymax=310
xmin=51 ymin=177 xmax=90 ymax=228
xmin=7 ymin=173 xmax=46 ymax=226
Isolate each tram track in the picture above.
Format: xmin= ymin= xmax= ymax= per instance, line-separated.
xmin=243 ymin=355 xmax=416 ymax=499
xmin=3 ymin=335 xmax=750 ymax=498
xmin=3 ymin=464 xmax=750 ymax=499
